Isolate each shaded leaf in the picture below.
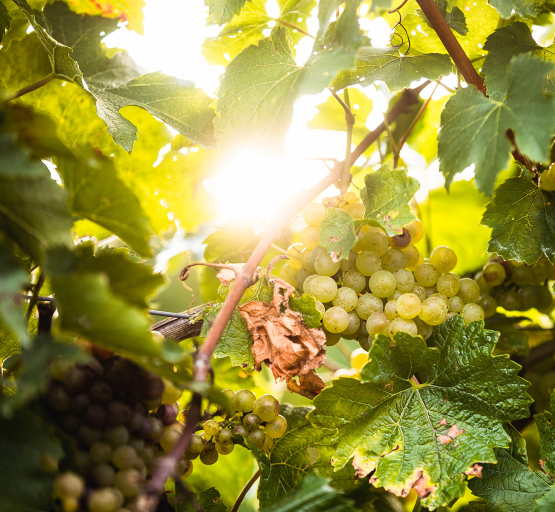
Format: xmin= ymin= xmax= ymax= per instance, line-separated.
xmin=206 ymin=0 xmax=250 ymax=24
xmin=418 ymin=0 xmax=467 ymax=36
xmin=175 ymin=483 xmax=228 ymax=512
xmin=203 ymin=225 xmax=261 ymax=263
xmin=317 ymin=0 xmax=364 ymax=50
xmin=289 ymin=294 xmax=323 ymax=328
xmin=0 ymin=0 xmax=11 ymax=43
xmin=309 ymin=317 xmax=532 ymax=508
xmin=486 ymin=314 xmax=529 ymax=356
xmin=535 ymin=486 xmax=555 ymax=512
xmin=319 ymin=208 xmax=357 ymax=260
xmin=488 ymin=0 xmax=543 ymax=19
xmin=535 ymin=390 xmax=555 ymax=477
xmin=361 ymin=164 xmax=419 ymax=235
xmin=481 ymin=170 xmax=555 ymax=264
xmin=438 ymin=54 xmax=555 ymax=196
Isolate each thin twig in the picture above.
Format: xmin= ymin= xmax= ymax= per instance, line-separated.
xmin=271 ymin=243 xmax=297 ymax=258
xmin=231 ymin=469 xmax=261 ymax=512
xmin=434 ymin=79 xmax=456 ymax=94
xmin=329 ymin=88 xmax=356 ymax=125
xmin=274 ymin=18 xmax=314 ymax=38
xmin=340 ymin=88 xmax=355 ymax=195
xmin=25 ymin=273 xmax=44 ymax=324
xmin=383 ymin=115 xmax=399 ymax=163
xmin=6 ymin=73 xmax=55 ymax=101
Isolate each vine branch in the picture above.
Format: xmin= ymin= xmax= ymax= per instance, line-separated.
xmin=6 ymin=73 xmax=55 ymax=102
xmin=231 ymin=469 xmax=261 ymax=512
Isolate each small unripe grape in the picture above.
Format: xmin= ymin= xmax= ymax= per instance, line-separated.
xmin=204 ymin=420 xmax=220 ymax=438
xmin=280 ymin=263 xmax=298 ymax=285
xmin=217 ymin=428 xmax=233 ymax=444
xmin=395 ymin=269 xmax=415 ymax=293
xmin=387 ymin=290 xmax=402 ymax=302
xmin=314 ymin=252 xmax=340 ymax=276
xmin=243 ymin=413 xmax=262 ymax=431
xmin=114 ymin=469 xmax=141 ymax=498
xmin=381 ymin=249 xmax=407 ymax=272
xmin=389 ymin=317 xmax=418 ymax=337
xmin=366 ymin=312 xmax=389 ymax=337
xmin=160 ymin=427 xmax=182 ymax=452
xmin=369 ymin=270 xmax=396 ymax=298
xmin=323 ymin=307 xmax=349 ymax=333
xmin=475 ymin=271 xmax=492 ymax=293
xmin=189 ymin=434 xmax=205 ymax=453
xmin=221 ymin=389 xmax=235 ymax=402
xmin=403 ymin=244 xmax=420 ymax=269
xmin=253 ymin=395 xmax=280 ymax=422
xmin=50 ymin=359 xmax=74 ymax=382
xmin=350 ymin=348 xmax=368 ymax=371
xmin=112 ymin=445 xmax=137 ymax=470
xmin=396 ymin=293 xmax=421 ymax=319
xmin=419 ymin=297 xmax=447 ymax=326
xmin=247 ymin=429 xmax=267 ymax=448
xmin=215 ymin=442 xmax=235 ymax=455
xmin=141 ymin=445 xmax=154 ymax=464
xmin=414 ymin=317 xmax=433 ymax=340
xmin=260 ymin=433 xmax=274 ymax=453
xmin=478 ymin=295 xmax=498 ymax=317
xmin=356 ymin=293 xmax=383 ymax=320
xmin=356 ymin=251 xmax=382 ymax=276
xmin=429 ymin=293 xmax=449 ymax=311
xmin=54 ymin=472 xmax=84 ymax=499
xmin=301 ymin=248 xmax=315 ymax=274
xmin=457 ymin=278 xmax=480 ymax=304
xmin=310 ymin=276 xmax=338 ymax=302
xmin=346 ymin=203 xmax=365 ymax=219
xmin=300 ymin=226 xmax=321 ymax=250
xmin=448 ymin=295 xmax=464 ymax=313
xmin=325 ymin=329 xmax=342 ymax=346
xmin=430 ymin=246 xmax=457 ymax=273
xmin=384 ymin=300 xmax=398 ymax=320
xmin=499 ymin=290 xmax=521 ymax=311
xmin=414 ymin=263 xmax=439 ymax=287
xmin=342 ymin=269 xmax=366 ymax=293
xmin=295 ymin=267 xmax=312 ymax=290
xmin=302 ymin=202 xmax=326 ymax=226
xmin=200 ymin=448 xmax=219 ymax=465
xmin=344 ymin=191 xmax=357 ymax=204
xmin=405 ymin=220 xmax=424 ymax=244
xmin=87 ymin=488 xmax=123 ymax=512
xmin=360 ymin=231 xmax=389 ymax=256
xmin=89 ymin=442 xmax=112 ymax=465
xmin=332 ymin=287 xmax=358 ymax=312
xmin=104 ymin=426 xmax=129 ymax=448
xmin=309 ymin=246 xmax=327 ymax=268
xmin=314 ymin=300 xmax=325 ymax=316
xmin=412 ymin=284 xmax=426 ymax=302
xmin=90 ymin=464 xmax=115 ymax=487
xmin=482 ymin=262 xmax=506 ymax=286
xmin=425 ymin=286 xmax=437 ymax=298
xmin=79 ymin=425 xmax=103 ymax=446
xmin=343 ymin=310 xmax=360 ymax=335
xmin=233 ymin=424 xmax=249 ymax=437
xmin=303 ymin=274 xmax=319 ymax=295
xmin=436 ymin=273 xmax=460 ymax=297
xmin=265 ymin=415 xmax=288 ymax=438
xmin=512 ymin=265 xmax=535 ymax=286
xmin=287 ymin=244 xmax=303 ymax=270
xmin=462 ymin=303 xmax=485 ymax=324
xmin=539 ymin=167 xmax=555 ymax=191
xmin=233 ymin=389 xmax=256 ymax=413
xmin=340 ymin=252 xmax=358 ymax=272
xmin=161 ymin=379 xmax=183 ymax=404
xmin=180 ymin=459 xmax=193 ymax=478
xmin=148 ymin=418 xmax=164 ymax=443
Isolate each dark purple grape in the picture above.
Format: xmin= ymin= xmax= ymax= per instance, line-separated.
xmin=63 ymin=368 xmax=87 ymax=395
xmin=60 ymin=414 xmax=82 ymax=434
xmin=127 ymin=413 xmax=144 ymax=433
xmin=137 ymin=418 xmax=153 ymax=441
xmin=79 ymin=358 xmax=103 ymax=379
xmin=156 ymin=404 xmax=177 ymax=426
xmin=106 ymin=401 xmax=132 ymax=426
xmin=89 ymin=382 xmax=113 ymax=404
xmin=84 ymin=404 xmax=106 ymax=429
xmin=133 ymin=403 xmax=146 ymax=415
xmin=136 ymin=372 xmax=164 ymax=401
xmin=45 ymin=383 xmax=70 ymax=412
xmin=70 ymin=393 xmax=90 ymax=414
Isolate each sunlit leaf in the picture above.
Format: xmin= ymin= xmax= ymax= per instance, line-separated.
xmin=319 ymin=208 xmax=357 ymax=260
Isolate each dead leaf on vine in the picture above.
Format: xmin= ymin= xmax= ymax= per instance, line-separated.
xmin=238 ymin=278 xmax=326 ymax=399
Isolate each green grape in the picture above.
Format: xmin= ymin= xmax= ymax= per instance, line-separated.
xmin=418 ymin=297 xmax=447 ymax=326
xmin=221 ymin=389 xmax=235 ymax=402
xmin=114 ymin=469 xmax=141 ymax=498
xmin=414 ymin=317 xmax=433 ymax=340
xmin=436 ymin=273 xmax=460 ymax=297
xmin=512 ymin=265 xmax=535 ymax=287
xmin=302 ymin=202 xmax=326 ymax=226
xmin=405 ymin=220 xmax=423 ymax=244
xmin=389 ymin=317 xmax=418 ymax=337
xmin=181 ymin=459 xmax=193 ymax=478
xmin=461 ymin=303 xmax=485 ymax=324
xmin=324 ymin=329 xmax=342 ymax=346
xmin=203 ymin=420 xmax=220 ymax=438
xmin=482 ymin=262 xmax=506 ymax=286
xmin=519 ymin=285 xmax=553 ymax=310
xmin=395 ymin=269 xmax=415 ymax=293
xmin=90 ymin=464 xmax=115 ymax=487
xmin=300 ymin=226 xmax=321 ymax=250
xmin=356 ymin=293 xmax=384 ymax=320
xmin=387 ymin=290 xmax=402 ymax=302
xmin=309 ymin=246 xmax=327 ymax=269
xmin=429 ymin=293 xmax=449 ymax=311
xmin=533 ymin=265 xmax=548 ymax=284
xmin=87 ymin=488 xmax=123 ymax=512
xmin=141 ymin=445 xmax=154 ymax=464
xmin=343 ymin=311 xmax=361 ymax=335
xmin=342 ymin=269 xmax=366 ymax=293
xmin=366 ymin=312 xmax=389 ymax=337
xmin=253 ymin=395 xmax=280 ymax=422
xmin=539 ymin=166 xmax=555 ymax=191
xmin=457 ymin=278 xmax=480 ymax=304
xmin=499 ymin=290 xmax=521 ymax=311
xmin=396 ymin=293 xmax=421 ymax=319
xmin=128 ymin=438 xmax=145 ymax=454
xmin=233 ymin=389 xmax=256 ymax=413
xmin=314 ymin=300 xmax=325 ymax=316
xmin=287 ymin=244 xmax=303 ymax=270
xmin=360 ymin=231 xmax=389 ymax=256
xmin=356 ymin=251 xmax=382 ymax=276
xmin=265 ymin=415 xmax=288 ymax=438
xmin=310 ymin=276 xmax=338 ymax=302
xmin=332 ymin=287 xmax=358 ymax=312
xmin=425 ymin=286 xmax=437 ymax=298
xmin=215 ymin=442 xmax=234 ymax=455
xmin=247 ymin=429 xmax=266 ymax=449
xmin=89 ymin=442 xmax=112 ymax=465
xmin=243 ymin=413 xmax=262 ymax=431
xmin=346 ymin=202 xmax=365 ymax=219
xmin=295 ymin=267 xmax=313 ymax=291
xmin=148 ymin=418 xmax=164 ymax=443
xmin=303 ymin=274 xmax=319 ymax=295
xmin=475 ymin=271 xmax=492 ymax=293
xmin=301 ymin=248 xmax=315 ymax=274
xmin=176 ymin=458 xmax=191 ymax=476
xmin=200 ymin=449 xmax=219 ymax=465
xmin=314 ymin=253 xmax=340 ymax=276
xmin=54 ymin=472 xmax=84 ymax=499
xmin=448 ymin=295 xmax=464 ymax=313
xmin=260 ymin=433 xmax=274 ymax=453
xmin=414 ymin=263 xmax=439 ymax=287
xmin=323 ymin=307 xmax=349 ymax=333
xmin=478 ymin=295 xmax=498 ymax=317
xmin=412 ymin=284 xmax=426 ymax=301
xmin=280 ymin=263 xmax=298 ymax=286
xmin=368 ymin=270 xmax=396 ymax=298
xmin=403 ymin=244 xmax=420 ymax=269
xmin=111 ymin=445 xmax=137 ymax=470
xmin=232 ymin=424 xmax=249 ymax=438
xmin=189 ymin=434 xmax=205 ymax=454
xmin=430 ymin=246 xmax=457 ymax=273
xmin=79 ymin=426 xmax=102 ymax=446
xmin=381 ymin=249 xmax=407 ymax=272
xmin=344 ymin=191 xmax=358 ymax=204
xmin=217 ymin=428 xmax=233 ymax=444
xmin=340 ymin=252 xmax=358 ymax=272
xmin=384 ymin=300 xmax=398 ymax=320
xmin=160 ymin=427 xmax=182 ymax=452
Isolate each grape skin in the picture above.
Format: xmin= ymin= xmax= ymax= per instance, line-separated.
xmin=396 ymin=293 xmax=421 ymax=319
xmin=356 ymin=293 xmax=383 ymax=320
xmin=332 ymin=287 xmax=358 ymax=312
xmin=369 ymin=270 xmax=396 ymax=298
xmin=389 ymin=317 xmax=418 ymax=337
xmin=323 ymin=307 xmax=349 ymax=333
xmin=310 ymin=276 xmax=338 ymax=302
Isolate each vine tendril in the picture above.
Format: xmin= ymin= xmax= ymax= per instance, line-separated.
xmin=388 ymin=0 xmax=411 ymax=55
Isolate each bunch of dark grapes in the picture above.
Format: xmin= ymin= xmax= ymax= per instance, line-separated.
xmin=280 ymin=192 xmax=484 ymax=348
xmin=475 ymin=257 xmax=555 ymax=317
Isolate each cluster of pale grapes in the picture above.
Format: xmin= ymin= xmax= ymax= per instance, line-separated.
xmin=539 ymin=163 xmax=555 ymax=191
xmin=280 ymin=192 xmax=485 ymax=347
xmin=45 ymin=353 xmax=191 ymax=512
xmin=475 ymin=257 xmax=555 ymax=317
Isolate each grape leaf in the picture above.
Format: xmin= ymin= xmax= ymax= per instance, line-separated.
xmin=481 ymin=170 xmax=555 ymax=264
xmin=468 ymin=425 xmax=552 ymax=511
xmin=331 ymin=48 xmax=452 ymax=92
xmin=418 ymin=0 xmax=467 ymax=36
xmin=360 ymin=164 xmax=419 ymax=235
xmin=536 ymin=487 xmax=555 ymax=512
xmin=319 ymin=208 xmax=357 ymax=260
xmin=488 ymin=0 xmax=543 ymax=19
xmin=438 ymin=54 xmax=555 ymax=196
xmin=0 ymin=0 xmax=11 ymax=43
xmin=203 ymin=225 xmax=261 ymax=263
xmin=486 ymin=314 xmax=529 ymax=356
xmin=215 ymin=27 xmax=355 ymax=151
xmin=206 ymin=0 xmax=250 ymax=24
xmin=535 ymin=390 xmax=555 ymax=477
xmin=0 ymin=410 xmax=63 ymax=511
xmin=175 ymin=484 xmax=228 ymax=512
xmin=317 ymin=0 xmax=364 ymax=50
xmin=309 ymin=317 xmax=532 ymax=509
xmin=482 ymin=22 xmax=555 ymax=101
xmin=289 ymin=294 xmax=323 ymax=328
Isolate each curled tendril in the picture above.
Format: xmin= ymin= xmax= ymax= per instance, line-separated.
xmin=388 ymin=0 xmax=411 ymax=55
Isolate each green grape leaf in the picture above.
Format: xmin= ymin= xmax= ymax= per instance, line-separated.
xmin=215 ymin=27 xmax=355 ymax=151
xmin=0 ymin=136 xmax=73 ymax=263
xmin=289 ymin=294 xmax=323 ymax=328
xmin=468 ymin=425 xmax=552 ymax=511
xmin=319 ymin=208 xmax=357 ymax=260
xmin=0 ymin=410 xmax=64 ymax=511
xmin=309 ymin=317 xmax=532 ymax=509
xmin=438 ymin=54 xmax=555 ymax=196
xmin=331 ymin=48 xmax=452 ymax=92
xmin=175 ymin=484 xmax=228 ymax=512
xmin=536 ymin=487 xmax=555 ymax=512
xmin=535 ymin=390 xmax=555 ymax=477
xmin=481 ymin=170 xmax=555 ymax=264
xmin=0 ymin=0 xmax=11 ymax=43
xmin=317 ymin=0 xmax=365 ymax=50
xmin=12 ymin=0 xmax=87 ymax=89
xmin=0 ymin=326 xmax=21 ymax=365
xmin=486 ymin=314 xmax=529 ymax=356
xmin=361 ymin=164 xmax=419 ymax=235
xmin=256 ymin=405 xmax=362 ymax=508
xmin=203 ymin=225 xmax=261 ymax=263
xmin=488 ymin=0 xmax=543 ymax=19
xmin=482 ymin=22 xmax=555 ymax=101
xmin=263 ymin=475 xmax=356 ymax=512
xmin=206 ymin=0 xmax=250 ymax=24
xmin=56 ymin=149 xmax=152 ymax=258
xmin=418 ymin=0 xmax=467 ymax=36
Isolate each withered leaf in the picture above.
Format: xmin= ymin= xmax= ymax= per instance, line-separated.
xmin=238 ymin=278 xmax=326 ymax=399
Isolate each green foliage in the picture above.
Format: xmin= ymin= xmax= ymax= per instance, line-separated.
xmin=439 ymin=54 xmax=555 ymax=196
xmin=535 ymin=390 xmax=555 ymax=477
xmin=0 ymin=0 xmax=11 ymax=44
xmin=488 ymin=0 xmax=543 ymax=19
xmin=319 ymin=208 xmax=357 ymax=259
xmin=206 ymin=0 xmax=250 ymax=25
xmin=175 ymin=484 xmax=228 ymax=512
xmin=289 ymin=294 xmax=323 ymax=328
xmin=481 ymin=170 xmax=555 ymax=264
xmin=203 ymin=225 xmax=261 ymax=263
xmin=309 ymin=317 xmax=531 ymax=508
xmin=418 ymin=0 xmax=468 ymax=36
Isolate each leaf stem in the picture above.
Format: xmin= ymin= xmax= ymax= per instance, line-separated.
xmin=340 ymin=88 xmax=355 ymax=194
xmin=6 ymin=73 xmax=55 ymax=102
xmin=434 ymin=79 xmax=456 ymax=94
xmin=231 ymin=469 xmax=261 ymax=512
xmin=274 ymin=18 xmax=314 ymax=38
xmin=383 ymin=115 xmax=399 ymax=165
xmin=25 ymin=272 xmax=44 ymax=324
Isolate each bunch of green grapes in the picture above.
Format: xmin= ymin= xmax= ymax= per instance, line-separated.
xmin=280 ymin=192 xmax=485 ymax=347
xmin=475 ymin=257 xmax=555 ymax=317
